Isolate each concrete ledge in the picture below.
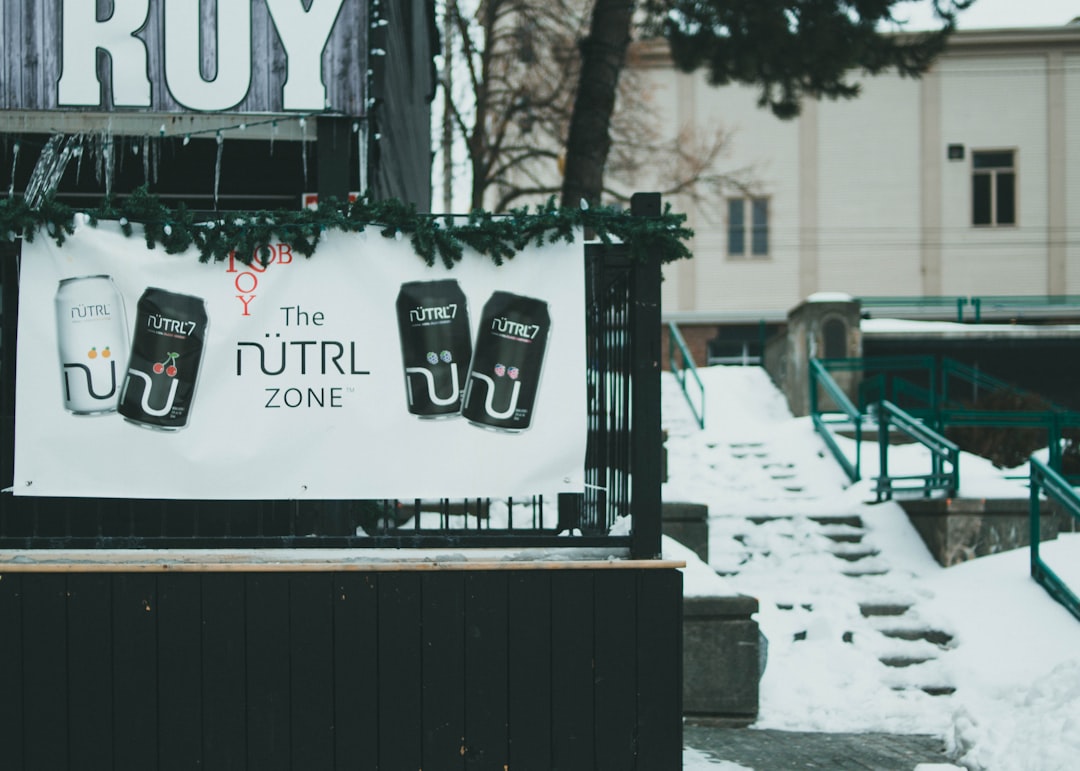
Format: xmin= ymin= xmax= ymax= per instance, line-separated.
xmin=683 ymin=595 xmax=761 ymax=722
xmin=0 ymin=548 xmax=683 ymax=573
xmin=899 ymin=497 xmax=1060 ymax=567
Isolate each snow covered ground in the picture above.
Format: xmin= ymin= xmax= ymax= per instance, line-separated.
xmin=669 ymin=365 xmax=1080 ymax=771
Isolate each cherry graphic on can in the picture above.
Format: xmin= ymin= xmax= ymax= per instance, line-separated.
xmin=153 ymin=352 xmax=180 ymax=377
xmin=119 ymin=288 xmax=208 ymax=430
xmin=462 ymin=291 xmax=550 ymax=432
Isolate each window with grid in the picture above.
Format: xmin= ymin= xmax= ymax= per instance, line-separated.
xmin=727 ymin=197 xmax=769 ymax=257
xmin=972 ymin=150 xmax=1016 ymax=227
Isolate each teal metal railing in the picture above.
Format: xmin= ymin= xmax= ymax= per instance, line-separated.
xmin=811 ymin=360 xmax=959 ymax=495
xmin=668 ymin=322 xmax=705 ymax=429
xmin=1029 ymin=457 xmax=1080 ymax=622
xmin=821 ymin=355 xmax=940 ymax=415
xmin=859 ymin=296 xmax=971 ymax=322
xmin=809 ymin=359 xmax=862 ymax=483
xmin=873 ymin=400 xmax=959 ymax=502
xmin=971 ymin=295 xmax=1080 ymax=322
xmin=940 ymin=358 xmax=1034 ymax=408
xmin=857 ymin=295 xmax=1080 ymax=323
xmin=818 ymin=356 xmax=1080 ymax=484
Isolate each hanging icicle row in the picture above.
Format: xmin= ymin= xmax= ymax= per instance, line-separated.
xmin=0 ymin=187 xmax=694 ymax=266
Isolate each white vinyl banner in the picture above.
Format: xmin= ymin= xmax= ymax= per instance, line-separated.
xmin=14 ymin=221 xmax=587 ymax=499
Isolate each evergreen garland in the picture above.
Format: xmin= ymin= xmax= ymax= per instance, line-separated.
xmin=0 ymin=187 xmax=693 ymax=268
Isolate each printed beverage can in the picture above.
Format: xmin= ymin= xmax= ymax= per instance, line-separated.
xmin=119 ymin=287 xmax=208 ymax=430
xmin=54 ymin=274 xmax=129 ymax=414
xmin=396 ymin=279 xmax=472 ymax=417
xmin=462 ymin=291 xmax=550 ymax=432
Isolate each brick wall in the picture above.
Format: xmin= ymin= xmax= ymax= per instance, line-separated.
xmin=661 ymin=324 xmax=716 ymax=371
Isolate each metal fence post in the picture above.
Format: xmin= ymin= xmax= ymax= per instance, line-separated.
xmin=629 ymin=193 xmax=663 ymax=559
xmin=0 ymin=242 xmax=19 ymax=492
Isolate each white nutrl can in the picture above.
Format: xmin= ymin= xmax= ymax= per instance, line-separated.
xmin=54 ymin=274 xmax=130 ymax=414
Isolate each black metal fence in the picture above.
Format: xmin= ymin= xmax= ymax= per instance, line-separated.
xmin=0 ymin=196 xmax=664 ymax=557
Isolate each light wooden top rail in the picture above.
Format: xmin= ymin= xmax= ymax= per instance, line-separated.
xmin=0 ymin=548 xmax=685 ymax=574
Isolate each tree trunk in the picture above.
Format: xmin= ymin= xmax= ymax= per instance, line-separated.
xmin=560 ymin=0 xmax=634 ymax=209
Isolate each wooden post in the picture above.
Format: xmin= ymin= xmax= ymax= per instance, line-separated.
xmin=316 ymin=116 xmax=352 ymax=203
xmin=630 ymin=192 xmax=663 ymax=559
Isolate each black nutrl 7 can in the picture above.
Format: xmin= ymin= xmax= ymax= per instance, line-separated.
xmin=119 ymin=287 xmax=208 ymax=430
xmin=396 ymin=279 xmax=472 ymax=417
xmin=462 ymin=291 xmax=550 ymax=432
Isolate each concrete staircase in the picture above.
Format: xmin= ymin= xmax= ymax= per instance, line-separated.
xmin=713 ymin=509 xmax=958 ymax=700
xmin=661 ymin=369 xmax=963 ymax=724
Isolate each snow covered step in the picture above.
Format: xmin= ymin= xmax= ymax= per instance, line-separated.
xmin=828 ymin=544 xmax=881 ymax=562
xmin=808 ymin=514 xmax=864 ymax=528
xmin=840 ymin=561 xmax=891 ymax=577
xmin=859 ymin=602 xmax=912 ymax=617
xmin=864 ymin=607 xmax=955 ymax=646
xmin=879 ymin=654 xmax=935 ymax=668
xmin=879 ymin=627 xmax=954 ymax=647
xmin=711 ymin=553 xmax=753 ymax=576
xmin=824 ymin=531 xmax=865 ymax=544
xmin=879 ymin=659 xmax=956 ymax=696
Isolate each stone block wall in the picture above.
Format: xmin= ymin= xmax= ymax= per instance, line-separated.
xmin=900 ymin=497 xmax=1061 ymax=566
xmin=662 ymin=502 xmax=709 ymax=563
xmin=683 ymin=595 xmax=761 ymax=722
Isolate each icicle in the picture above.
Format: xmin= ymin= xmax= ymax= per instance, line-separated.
xmin=25 ymin=134 xmax=85 ymax=209
xmin=8 ymin=141 xmax=19 ymax=196
xmin=93 ymin=133 xmax=103 ymax=187
xmin=103 ymin=131 xmax=114 ymax=201
xmin=24 ymin=135 xmax=63 ymax=206
xmin=73 ymin=135 xmax=85 ymax=185
xmin=269 ymin=120 xmax=277 ymax=156
xmin=299 ymin=117 xmax=308 ymax=186
xmin=213 ymin=131 xmax=224 ymax=210
xmin=141 ymin=135 xmax=150 ymax=183
xmin=91 ymin=127 xmax=116 ymax=201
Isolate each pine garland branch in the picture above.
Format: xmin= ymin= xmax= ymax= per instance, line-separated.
xmin=0 ymin=188 xmax=694 ymax=266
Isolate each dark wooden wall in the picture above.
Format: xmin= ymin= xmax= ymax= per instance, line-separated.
xmin=0 ymin=567 xmax=682 ymax=771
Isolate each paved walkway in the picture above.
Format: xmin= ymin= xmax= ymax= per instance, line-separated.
xmin=684 ymin=725 xmax=953 ymax=770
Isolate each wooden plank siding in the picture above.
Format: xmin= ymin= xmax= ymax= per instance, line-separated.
xmin=0 ymin=0 xmax=367 ymax=115
xmin=0 ymin=568 xmax=682 ymax=771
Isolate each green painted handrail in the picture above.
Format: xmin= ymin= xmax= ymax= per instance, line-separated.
xmin=973 ymin=295 xmax=1080 ymax=322
xmin=857 ymin=295 xmax=1080 ymax=323
xmin=809 ymin=359 xmax=861 ymax=483
xmin=859 ymin=296 xmax=970 ymax=322
xmin=810 ymin=361 xmax=960 ymax=498
xmin=874 ymin=400 xmax=959 ymax=502
xmin=820 ymin=356 xmax=1080 ymax=482
xmin=1029 ymin=457 xmax=1080 ymax=622
xmin=668 ymin=322 xmax=705 ymax=429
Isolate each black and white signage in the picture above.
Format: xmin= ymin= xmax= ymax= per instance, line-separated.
xmin=15 ymin=221 xmax=587 ymax=499
xmin=1 ymin=0 xmax=367 ymax=114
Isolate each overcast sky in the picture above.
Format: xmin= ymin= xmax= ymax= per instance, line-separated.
xmin=898 ymin=0 xmax=1079 ymax=30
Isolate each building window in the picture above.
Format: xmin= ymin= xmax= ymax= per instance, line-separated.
xmin=972 ymin=150 xmax=1016 ymax=226
xmin=728 ymin=197 xmax=769 ymax=257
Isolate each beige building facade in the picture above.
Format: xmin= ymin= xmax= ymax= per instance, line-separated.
xmin=629 ymin=25 xmax=1080 ymax=324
